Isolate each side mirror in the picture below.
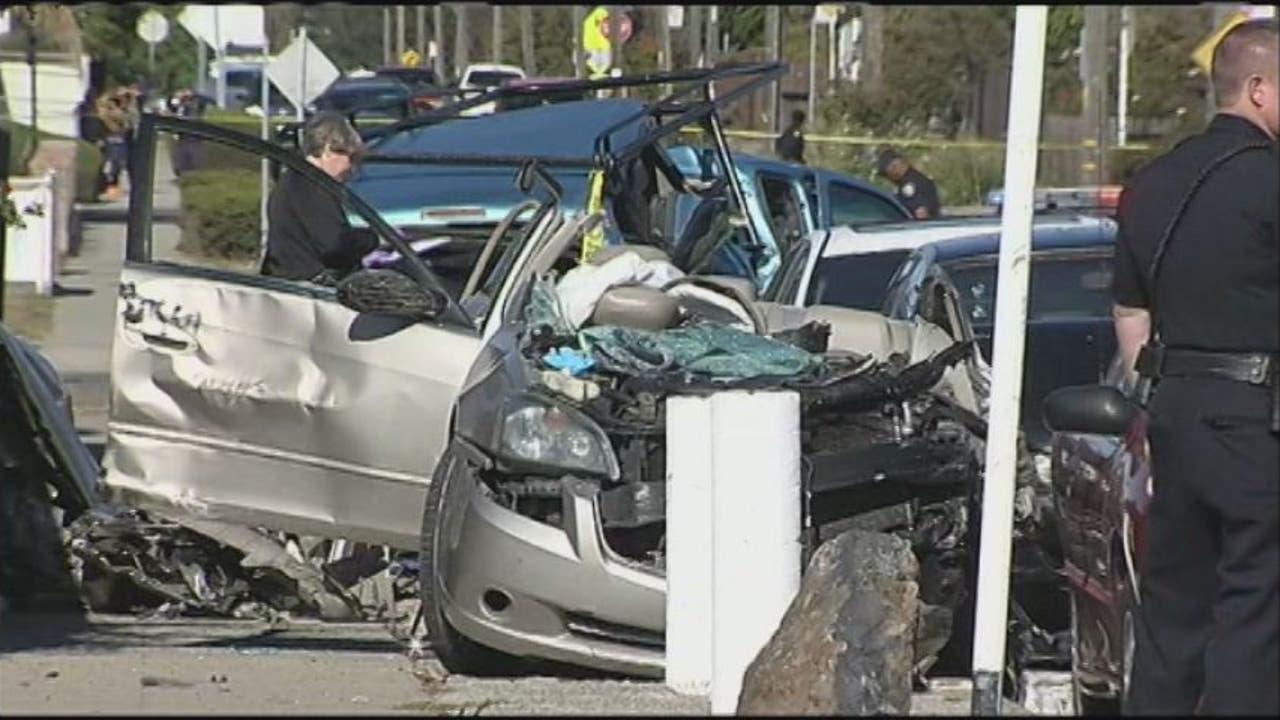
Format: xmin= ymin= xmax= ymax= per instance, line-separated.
xmin=1042 ymin=385 xmax=1138 ymax=436
xmin=336 ymin=269 xmax=445 ymax=321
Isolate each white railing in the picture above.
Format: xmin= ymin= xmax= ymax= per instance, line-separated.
xmin=5 ymin=172 xmax=58 ymax=296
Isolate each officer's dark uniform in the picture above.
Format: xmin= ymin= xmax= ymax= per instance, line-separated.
xmin=775 ymin=123 xmax=805 ymax=164
xmin=894 ymin=167 xmax=941 ymax=220
xmin=1113 ymin=113 xmax=1279 ymax=715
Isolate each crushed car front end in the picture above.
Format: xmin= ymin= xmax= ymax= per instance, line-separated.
xmin=423 ymin=227 xmax=1006 ymax=676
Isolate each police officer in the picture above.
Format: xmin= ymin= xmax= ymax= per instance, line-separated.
xmin=775 ymin=109 xmax=806 ymax=164
xmin=1111 ymin=18 xmax=1278 ymax=716
xmin=876 ymin=148 xmax=941 ymax=219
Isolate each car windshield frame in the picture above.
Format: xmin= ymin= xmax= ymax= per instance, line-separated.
xmin=354 ymin=63 xmax=787 ymax=258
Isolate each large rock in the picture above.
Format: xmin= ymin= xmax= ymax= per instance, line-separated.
xmin=737 ymin=529 xmax=920 ymax=716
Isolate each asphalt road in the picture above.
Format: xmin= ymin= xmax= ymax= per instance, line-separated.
xmin=0 ymin=612 xmax=711 ymax=715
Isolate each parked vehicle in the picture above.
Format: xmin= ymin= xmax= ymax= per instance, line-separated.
xmin=374 ymin=65 xmax=457 ymax=112
xmin=99 ymin=64 xmax=1056 ymax=680
xmin=767 ymin=217 xmax=1058 ymax=313
xmin=879 ymin=215 xmax=1118 ymax=454
xmin=1041 ymin=355 xmax=1151 ymax=714
xmin=308 ymin=76 xmax=415 ymax=123
xmin=986 ymin=185 xmax=1121 ymax=217
xmin=457 ymin=63 xmax=527 ymax=116
xmin=493 ymin=77 xmax=588 ymax=112
xmin=347 ymin=80 xmax=907 ymax=296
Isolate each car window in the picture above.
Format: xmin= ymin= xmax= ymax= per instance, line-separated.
xmin=941 ymin=250 xmax=1115 ymax=327
xmin=758 ymin=173 xmax=805 ymax=251
xmin=467 ymin=71 xmax=522 ymax=87
xmin=806 ymin=249 xmax=911 ymax=311
xmin=828 ymin=182 xmax=908 ymax=226
xmin=767 ymin=236 xmax=813 ymax=302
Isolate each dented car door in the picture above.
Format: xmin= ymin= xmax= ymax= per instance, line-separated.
xmin=103 ymin=116 xmax=481 ymax=550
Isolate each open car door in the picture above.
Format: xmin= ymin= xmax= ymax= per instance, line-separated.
xmin=104 ymin=115 xmax=482 ymax=550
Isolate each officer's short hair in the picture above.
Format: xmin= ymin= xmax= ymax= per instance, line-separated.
xmin=302 ymin=112 xmax=363 ymax=159
xmin=791 ymin=109 xmax=806 ymax=125
xmin=1211 ymin=18 xmax=1279 ymax=107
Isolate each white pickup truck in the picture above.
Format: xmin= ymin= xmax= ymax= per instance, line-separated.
xmin=457 ymin=63 xmax=526 ymax=116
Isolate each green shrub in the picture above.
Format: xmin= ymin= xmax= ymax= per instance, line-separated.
xmin=74 ymin=140 xmax=104 ymax=203
xmin=3 ymin=120 xmax=105 ymax=204
xmin=176 ymin=169 xmax=262 ymax=259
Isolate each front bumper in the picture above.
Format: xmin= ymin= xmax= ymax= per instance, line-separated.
xmin=436 ymin=455 xmax=666 ymax=677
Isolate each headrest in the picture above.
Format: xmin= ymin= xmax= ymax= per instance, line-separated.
xmin=590 ymin=284 xmax=680 ymax=331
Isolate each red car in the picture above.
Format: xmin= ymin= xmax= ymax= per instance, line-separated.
xmin=1043 ymin=351 xmax=1153 ymax=714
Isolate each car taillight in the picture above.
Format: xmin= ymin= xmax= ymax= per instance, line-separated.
xmin=1098 ymin=186 xmax=1121 ymax=208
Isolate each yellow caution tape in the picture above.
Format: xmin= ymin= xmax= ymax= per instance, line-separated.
xmin=676 ymin=126 xmax=1153 ymax=152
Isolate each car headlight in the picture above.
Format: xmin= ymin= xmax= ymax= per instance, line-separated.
xmin=498 ymin=395 xmax=620 ymax=480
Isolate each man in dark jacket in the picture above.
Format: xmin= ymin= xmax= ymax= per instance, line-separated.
xmin=877 ymin=148 xmax=941 ymax=220
xmin=262 ymin=112 xmax=377 ymax=283
xmin=775 ymin=109 xmax=806 ymax=164
xmin=1112 ymin=19 xmax=1278 ymax=715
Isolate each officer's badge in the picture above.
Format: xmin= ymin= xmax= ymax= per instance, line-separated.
xmin=902 ymin=182 xmax=916 ymax=198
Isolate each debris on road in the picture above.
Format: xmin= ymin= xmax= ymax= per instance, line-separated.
xmin=64 ymin=503 xmax=422 ymax=633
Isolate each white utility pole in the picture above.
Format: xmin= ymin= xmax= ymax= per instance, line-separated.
xmin=214 ymin=8 xmax=226 ymax=108
xmin=492 ymin=4 xmax=502 ymax=63
xmin=807 ymin=9 xmax=817 ymax=122
xmin=259 ymin=43 xmax=270 ymax=262
xmin=295 ymin=27 xmax=307 ymax=122
xmin=1118 ymin=6 xmax=1132 ymax=147
xmin=969 ymin=5 xmax=1048 ymax=716
xmin=396 ymin=5 xmax=406 ymax=60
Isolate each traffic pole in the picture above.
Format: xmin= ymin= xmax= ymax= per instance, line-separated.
xmin=969 ymin=5 xmax=1047 ymax=716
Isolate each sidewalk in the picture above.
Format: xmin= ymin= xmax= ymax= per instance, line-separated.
xmin=35 ymin=148 xmax=182 ymax=443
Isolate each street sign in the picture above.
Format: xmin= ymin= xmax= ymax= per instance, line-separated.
xmin=813 ymin=4 xmax=841 ymax=26
xmin=176 ymin=5 xmax=266 ymax=51
xmin=136 ymin=10 xmax=170 ymax=44
xmin=267 ymin=33 xmax=340 ymax=110
xmin=667 ymin=6 xmax=684 ymax=29
xmin=401 ymin=49 xmax=421 ymax=67
xmin=601 ymin=11 xmax=634 ymax=43
xmin=1191 ymin=10 xmax=1250 ymax=75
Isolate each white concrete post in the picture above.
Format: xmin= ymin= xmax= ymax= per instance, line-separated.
xmin=665 ymin=394 xmax=715 ymax=697
xmin=665 ymin=390 xmax=802 ymax=714
xmin=260 ymin=47 xmax=270 ymax=257
xmin=970 ymin=5 xmax=1048 ymax=716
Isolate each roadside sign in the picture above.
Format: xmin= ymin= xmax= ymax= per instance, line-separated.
xmin=136 ymin=10 xmax=170 ymax=44
xmin=401 ymin=49 xmax=421 ymax=67
xmin=601 ymin=11 xmax=634 ymax=43
xmin=1191 ymin=10 xmax=1250 ymax=75
xmin=813 ymin=4 xmax=841 ymax=26
xmin=667 ymin=6 xmax=684 ymax=29
xmin=267 ymin=33 xmax=340 ymax=110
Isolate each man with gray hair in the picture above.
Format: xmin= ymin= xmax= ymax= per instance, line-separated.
xmin=263 ymin=111 xmax=377 ymax=282
xmin=1110 ymin=17 xmax=1277 ymax=716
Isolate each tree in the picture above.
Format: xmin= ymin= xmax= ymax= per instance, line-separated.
xmin=72 ymin=4 xmax=198 ymax=95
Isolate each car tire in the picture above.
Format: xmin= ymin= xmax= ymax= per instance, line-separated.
xmin=419 ymin=442 xmax=526 ymax=676
xmin=1070 ymin=594 xmax=1122 ymax=716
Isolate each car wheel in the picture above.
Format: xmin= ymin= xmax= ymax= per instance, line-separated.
xmin=419 ymin=442 xmax=526 ymax=676
xmin=1070 ymin=594 xmax=1121 ymax=716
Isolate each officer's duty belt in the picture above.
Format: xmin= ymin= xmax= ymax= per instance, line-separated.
xmin=1138 ymin=346 xmax=1276 ymax=387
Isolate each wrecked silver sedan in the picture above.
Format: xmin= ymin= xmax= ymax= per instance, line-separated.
xmin=90 ymin=65 xmax=1048 ymax=678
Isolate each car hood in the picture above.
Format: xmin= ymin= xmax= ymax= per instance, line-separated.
xmin=349 ymin=165 xmax=591 ymax=229
xmin=0 ymin=322 xmax=102 ymax=516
